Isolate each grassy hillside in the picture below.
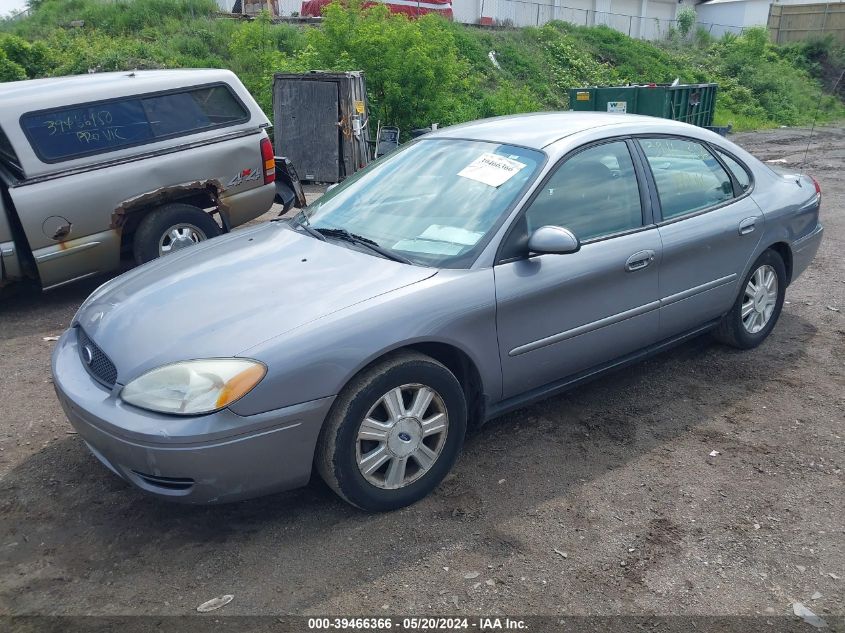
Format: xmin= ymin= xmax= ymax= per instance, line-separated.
xmin=2 ymin=0 xmax=843 ymax=133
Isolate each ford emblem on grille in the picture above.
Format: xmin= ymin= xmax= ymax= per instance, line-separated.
xmin=82 ymin=345 xmax=94 ymax=365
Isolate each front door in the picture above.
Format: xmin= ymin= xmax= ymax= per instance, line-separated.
xmin=495 ymin=139 xmax=662 ymax=399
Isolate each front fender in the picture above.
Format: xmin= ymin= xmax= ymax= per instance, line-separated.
xmin=229 ymin=269 xmax=501 ymax=416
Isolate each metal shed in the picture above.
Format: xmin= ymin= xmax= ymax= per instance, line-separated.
xmin=272 ymin=71 xmax=371 ymax=183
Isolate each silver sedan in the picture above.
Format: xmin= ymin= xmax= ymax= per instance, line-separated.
xmin=52 ymin=113 xmax=824 ymax=510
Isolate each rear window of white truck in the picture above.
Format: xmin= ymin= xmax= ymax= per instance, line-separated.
xmin=21 ymin=83 xmax=249 ymax=163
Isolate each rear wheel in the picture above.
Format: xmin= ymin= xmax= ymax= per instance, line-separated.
xmin=132 ymin=203 xmax=221 ymax=265
xmin=316 ymin=351 xmax=467 ymax=511
xmin=714 ymin=249 xmax=786 ymax=349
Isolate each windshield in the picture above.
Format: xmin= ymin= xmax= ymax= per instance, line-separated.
xmin=294 ymin=138 xmax=545 ymax=268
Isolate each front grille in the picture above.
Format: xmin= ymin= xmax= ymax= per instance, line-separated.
xmin=77 ymin=327 xmax=118 ymax=388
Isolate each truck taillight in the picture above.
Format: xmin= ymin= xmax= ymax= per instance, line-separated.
xmin=260 ymin=137 xmax=275 ymax=185
xmin=811 ymin=176 xmax=821 ymax=197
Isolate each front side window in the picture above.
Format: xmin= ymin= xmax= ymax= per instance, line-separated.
xmin=22 ymin=84 xmax=248 ymax=162
xmin=523 ymin=141 xmax=643 ymax=241
xmin=295 ymin=138 xmax=544 ymax=268
xmin=639 ymin=137 xmax=733 ymax=220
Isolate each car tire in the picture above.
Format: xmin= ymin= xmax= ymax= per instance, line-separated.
xmin=316 ymin=351 xmax=467 ymax=512
xmin=714 ymin=249 xmax=787 ymax=349
xmin=132 ymin=203 xmax=221 ymax=265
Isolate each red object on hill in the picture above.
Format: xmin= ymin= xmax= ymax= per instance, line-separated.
xmin=300 ymin=0 xmax=453 ymax=19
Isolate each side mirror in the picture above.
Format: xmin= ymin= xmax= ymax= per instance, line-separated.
xmin=527 ymin=225 xmax=580 ymax=255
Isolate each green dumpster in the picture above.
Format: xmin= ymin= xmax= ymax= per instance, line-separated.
xmin=569 ymin=83 xmax=718 ymax=128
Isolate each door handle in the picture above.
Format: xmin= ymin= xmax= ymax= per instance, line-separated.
xmin=738 ymin=217 xmax=759 ymax=235
xmin=625 ymin=249 xmax=655 ymax=272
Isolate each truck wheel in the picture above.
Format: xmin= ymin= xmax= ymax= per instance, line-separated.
xmin=132 ymin=203 xmax=221 ymax=265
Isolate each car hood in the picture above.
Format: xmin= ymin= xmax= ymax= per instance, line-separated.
xmin=75 ymin=222 xmax=437 ymax=383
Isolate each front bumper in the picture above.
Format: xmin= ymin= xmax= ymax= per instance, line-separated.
xmin=52 ymin=329 xmax=334 ymax=504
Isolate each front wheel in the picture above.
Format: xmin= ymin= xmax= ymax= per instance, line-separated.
xmin=714 ymin=249 xmax=786 ymax=349
xmin=316 ymin=351 xmax=467 ymax=511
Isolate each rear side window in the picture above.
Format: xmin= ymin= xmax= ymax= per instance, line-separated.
xmin=716 ymin=150 xmax=751 ymax=192
xmin=21 ymin=84 xmax=249 ymax=163
xmin=639 ymin=137 xmax=734 ymax=220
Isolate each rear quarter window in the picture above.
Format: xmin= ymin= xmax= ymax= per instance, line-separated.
xmin=21 ymin=84 xmax=249 ymax=163
xmin=716 ymin=150 xmax=752 ymax=192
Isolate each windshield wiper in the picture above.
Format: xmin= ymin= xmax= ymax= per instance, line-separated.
xmin=288 ymin=211 xmax=326 ymax=241
xmin=316 ymin=228 xmax=412 ymax=265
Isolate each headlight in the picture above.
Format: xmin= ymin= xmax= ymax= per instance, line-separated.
xmin=121 ymin=359 xmax=266 ymax=415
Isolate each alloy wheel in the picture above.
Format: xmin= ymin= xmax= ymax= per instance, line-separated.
xmin=742 ymin=264 xmax=778 ymax=334
xmin=355 ymin=383 xmax=449 ymax=490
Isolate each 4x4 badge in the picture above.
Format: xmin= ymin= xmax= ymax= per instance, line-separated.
xmin=227 ymin=167 xmax=261 ymax=187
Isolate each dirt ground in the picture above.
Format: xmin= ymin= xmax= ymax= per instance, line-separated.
xmin=0 ymin=127 xmax=842 ymax=622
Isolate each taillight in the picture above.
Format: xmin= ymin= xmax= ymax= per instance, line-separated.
xmin=811 ymin=176 xmax=821 ymax=197
xmin=260 ymin=137 xmax=275 ymax=185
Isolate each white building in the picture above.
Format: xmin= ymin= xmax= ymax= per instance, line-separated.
xmin=694 ymin=0 xmax=769 ymax=36
xmin=694 ymin=0 xmax=839 ymax=38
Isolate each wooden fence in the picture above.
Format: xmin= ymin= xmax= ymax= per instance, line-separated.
xmin=768 ymin=2 xmax=845 ymax=44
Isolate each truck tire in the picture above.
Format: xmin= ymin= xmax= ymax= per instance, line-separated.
xmin=132 ymin=203 xmax=221 ymax=265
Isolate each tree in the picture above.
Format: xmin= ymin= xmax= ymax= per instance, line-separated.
xmin=677 ymin=6 xmax=697 ymax=38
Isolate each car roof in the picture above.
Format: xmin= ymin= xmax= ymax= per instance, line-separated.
xmin=425 ymin=112 xmax=704 ymax=149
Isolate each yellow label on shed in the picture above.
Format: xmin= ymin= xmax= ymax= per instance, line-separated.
xmin=354 ymin=100 xmax=365 ymax=114
xmin=576 ymin=91 xmax=591 ymax=101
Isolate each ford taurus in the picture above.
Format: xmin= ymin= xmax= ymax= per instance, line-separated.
xmin=52 ymin=113 xmax=824 ymax=510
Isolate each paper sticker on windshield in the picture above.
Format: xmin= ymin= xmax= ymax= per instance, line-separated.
xmin=458 ymin=153 xmax=527 ymax=188
xmin=418 ymin=225 xmax=483 ymax=246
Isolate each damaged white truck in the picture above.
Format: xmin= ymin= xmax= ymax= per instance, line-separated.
xmin=0 ymin=69 xmax=304 ymax=292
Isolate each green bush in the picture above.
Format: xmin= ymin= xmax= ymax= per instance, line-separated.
xmin=0 ymin=34 xmax=51 ymax=77
xmin=676 ymin=6 xmax=697 ymax=38
xmin=0 ymin=49 xmax=26 ymax=82
xmin=297 ymin=2 xmax=481 ymax=130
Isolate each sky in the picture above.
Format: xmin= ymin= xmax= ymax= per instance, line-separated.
xmin=0 ymin=0 xmax=28 ymax=17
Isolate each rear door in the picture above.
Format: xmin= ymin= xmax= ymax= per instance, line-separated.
xmin=0 ymin=192 xmax=23 ymax=284
xmin=494 ymin=139 xmax=662 ymax=398
xmin=636 ymin=137 xmax=763 ymax=338
xmin=0 ymin=128 xmax=26 ymax=284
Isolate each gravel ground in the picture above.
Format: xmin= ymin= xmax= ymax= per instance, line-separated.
xmin=0 ymin=127 xmax=842 ymax=621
